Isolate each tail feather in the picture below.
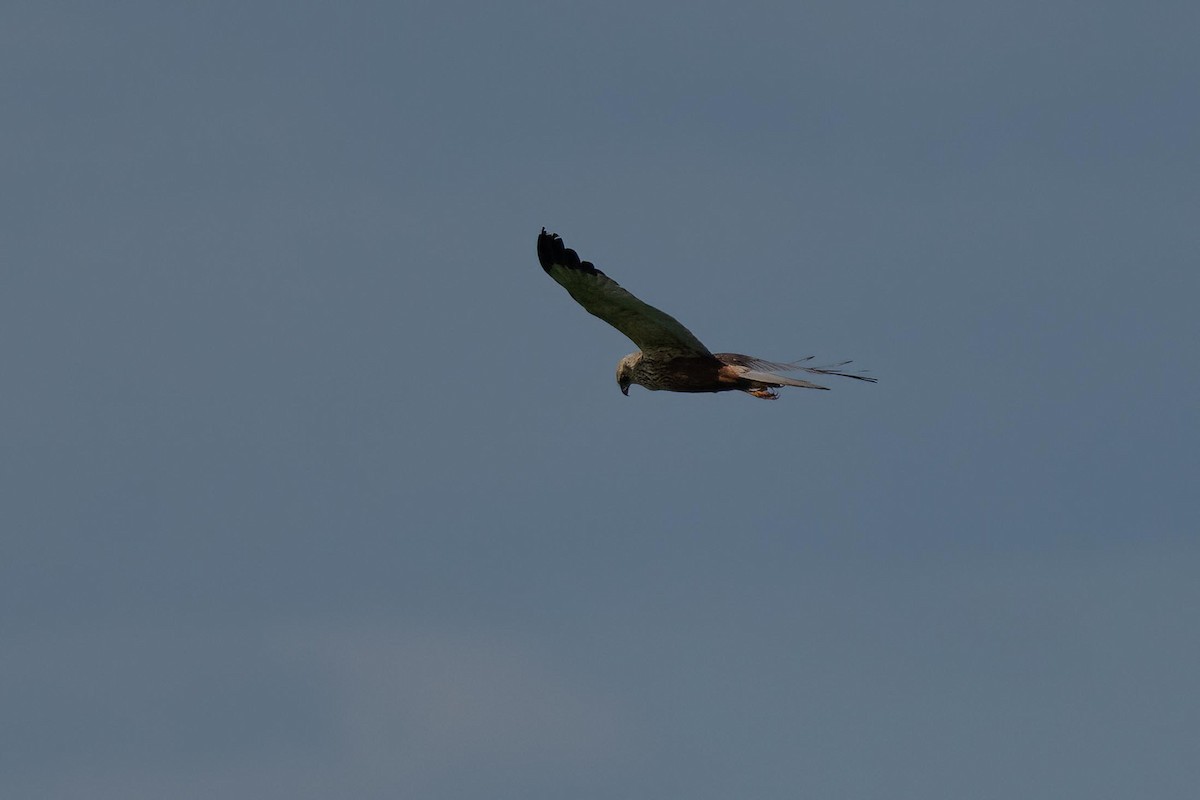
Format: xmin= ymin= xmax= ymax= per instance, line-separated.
xmin=739 ymin=369 xmax=829 ymax=390
xmin=761 ymin=358 xmax=877 ymax=383
xmin=799 ymin=361 xmax=878 ymax=383
xmin=717 ymin=353 xmax=879 ymax=385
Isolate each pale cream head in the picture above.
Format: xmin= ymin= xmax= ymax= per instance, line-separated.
xmin=615 ymin=352 xmax=642 ymax=395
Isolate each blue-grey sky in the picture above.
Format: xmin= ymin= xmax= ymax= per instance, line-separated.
xmin=3 ymin=2 xmax=1198 ymax=798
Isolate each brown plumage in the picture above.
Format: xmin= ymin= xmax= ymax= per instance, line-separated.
xmin=537 ymin=228 xmax=876 ymax=399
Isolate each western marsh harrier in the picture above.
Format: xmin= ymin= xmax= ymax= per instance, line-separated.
xmin=537 ymin=228 xmax=876 ymax=399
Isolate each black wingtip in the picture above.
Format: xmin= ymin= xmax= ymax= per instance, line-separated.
xmin=537 ymin=228 xmax=601 ymax=276
xmin=536 ymin=228 xmax=562 ymax=273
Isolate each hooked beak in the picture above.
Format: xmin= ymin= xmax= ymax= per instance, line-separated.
xmin=620 ymin=384 xmax=629 ymax=396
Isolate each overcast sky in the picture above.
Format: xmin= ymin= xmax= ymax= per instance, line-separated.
xmin=3 ymin=2 xmax=1198 ymax=798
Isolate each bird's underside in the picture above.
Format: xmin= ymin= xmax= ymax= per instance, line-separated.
xmin=536 ymin=228 xmax=877 ymax=399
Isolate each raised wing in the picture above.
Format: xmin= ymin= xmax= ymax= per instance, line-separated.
xmin=537 ymin=229 xmax=712 ymax=357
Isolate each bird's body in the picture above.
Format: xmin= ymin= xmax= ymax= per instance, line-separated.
xmin=537 ymin=228 xmax=876 ymax=399
xmin=616 ymin=352 xmax=828 ymax=399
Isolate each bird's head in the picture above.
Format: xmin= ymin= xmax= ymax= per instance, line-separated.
xmin=615 ymin=352 xmax=641 ymax=396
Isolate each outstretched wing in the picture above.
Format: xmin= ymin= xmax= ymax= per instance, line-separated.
xmin=537 ymin=229 xmax=712 ymax=357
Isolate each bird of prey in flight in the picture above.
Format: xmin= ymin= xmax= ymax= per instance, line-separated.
xmin=537 ymin=228 xmax=877 ymax=399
